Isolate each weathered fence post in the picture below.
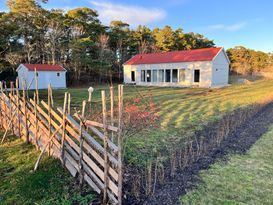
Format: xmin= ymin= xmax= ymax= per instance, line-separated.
xmin=34 ymin=68 xmax=39 ymax=104
xmin=68 ymin=93 xmax=71 ymax=115
xmin=0 ymin=82 xmax=3 ymax=129
xmin=9 ymin=82 xmax=14 ymax=134
xmin=23 ymin=80 xmax=29 ymax=143
xmin=102 ymin=90 xmax=109 ymax=204
xmin=79 ymin=100 xmax=87 ymax=189
xmin=34 ymin=93 xmax=39 ymax=149
xmin=110 ymin=86 xmax=114 ymax=141
xmin=48 ymin=84 xmax=52 ymax=155
xmin=61 ymin=92 xmax=68 ymax=166
xmin=118 ymin=84 xmax=124 ymax=205
xmin=15 ymin=78 xmax=21 ymax=137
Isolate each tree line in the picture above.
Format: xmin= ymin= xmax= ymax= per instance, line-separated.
xmin=1 ymin=1 xmax=272 ymax=84
xmin=227 ymin=46 xmax=273 ymax=75
xmin=0 ymin=0 xmax=215 ymax=84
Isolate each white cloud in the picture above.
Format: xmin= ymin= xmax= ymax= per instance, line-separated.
xmin=90 ymin=1 xmax=166 ymax=27
xmin=208 ymin=22 xmax=247 ymax=32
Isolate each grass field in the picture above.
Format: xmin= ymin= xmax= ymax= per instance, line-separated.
xmin=33 ymin=78 xmax=273 ymax=166
xmin=34 ymin=78 xmax=273 ymax=164
xmin=180 ymin=125 xmax=273 ymax=205
xmin=0 ymin=133 xmax=95 ymax=205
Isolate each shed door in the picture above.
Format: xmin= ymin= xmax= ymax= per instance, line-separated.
xmin=131 ymin=71 xmax=135 ymax=82
xmin=194 ymin=69 xmax=200 ymax=83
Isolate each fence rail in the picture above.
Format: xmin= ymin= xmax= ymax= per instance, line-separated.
xmin=0 ymin=81 xmax=123 ymax=205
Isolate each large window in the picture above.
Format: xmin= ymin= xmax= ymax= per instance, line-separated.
xmin=165 ymin=69 xmax=171 ymax=82
xmin=152 ymin=70 xmax=157 ymax=82
xmin=141 ymin=70 xmax=146 ymax=82
xmin=172 ymin=69 xmax=178 ymax=83
xmin=179 ymin=69 xmax=186 ymax=82
xmin=147 ymin=70 xmax=151 ymax=82
xmin=158 ymin=69 xmax=164 ymax=82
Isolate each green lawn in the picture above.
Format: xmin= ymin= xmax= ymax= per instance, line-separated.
xmin=32 ymin=78 xmax=273 ymax=166
xmin=0 ymin=133 xmax=95 ymax=205
xmin=180 ymin=125 xmax=273 ymax=205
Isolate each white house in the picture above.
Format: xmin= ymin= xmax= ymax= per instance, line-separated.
xmin=17 ymin=64 xmax=67 ymax=90
xmin=123 ymin=47 xmax=230 ymax=88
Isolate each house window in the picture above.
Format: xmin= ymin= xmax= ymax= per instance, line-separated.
xmin=141 ymin=70 xmax=146 ymax=82
xmin=194 ymin=69 xmax=200 ymax=83
xmin=158 ymin=69 xmax=164 ymax=82
xmin=152 ymin=70 xmax=157 ymax=82
xmin=179 ymin=69 xmax=186 ymax=82
xmin=147 ymin=70 xmax=151 ymax=82
xmin=165 ymin=69 xmax=171 ymax=82
xmin=131 ymin=71 xmax=135 ymax=82
xmin=57 ymin=73 xmax=60 ymax=77
xmin=172 ymin=69 xmax=178 ymax=83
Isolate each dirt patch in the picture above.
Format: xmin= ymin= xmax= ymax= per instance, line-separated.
xmin=126 ymin=102 xmax=273 ymax=205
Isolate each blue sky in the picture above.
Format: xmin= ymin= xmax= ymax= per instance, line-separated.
xmin=0 ymin=0 xmax=272 ymax=52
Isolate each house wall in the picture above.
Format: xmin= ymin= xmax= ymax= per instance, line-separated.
xmin=17 ymin=65 xmax=67 ymax=89
xmin=211 ymin=49 xmax=230 ymax=86
xmin=123 ymin=61 xmax=213 ymax=88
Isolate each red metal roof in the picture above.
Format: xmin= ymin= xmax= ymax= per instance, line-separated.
xmin=23 ymin=64 xmax=66 ymax=71
xmin=124 ymin=47 xmax=223 ymax=65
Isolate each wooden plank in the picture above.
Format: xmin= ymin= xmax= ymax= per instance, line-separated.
xmin=118 ymin=84 xmax=124 ymax=205
xmin=102 ymin=90 xmax=109 ymax=204
xmin=110 ymin=86 xmax=114 ymax=142
xmin=89 ymin=126 xmax=118 ymax=153
xmin=65 ymin=131 xmax=118 ymax=181
xmin=85 ymin=120 xmax=118 ymax=132
xmin=65 ymin=133 xmax=118 ymax=196
xmin=57 ymin=107 xmax=118 ymax=165
xmin=61 ymin=92 xmax=68 ymax=165
xmin=84 ymin=174 xmax=101 ymax=194
xmin=65 ymin=143 xmax=118 ymax=197
xmin=64 ymin=151 xmax=79 ymax=177
xmin=79 ymin=100 xmax=87 ymax=188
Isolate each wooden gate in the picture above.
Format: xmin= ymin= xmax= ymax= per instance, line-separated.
xmin=0 ymin=81 xmax=123 ymax=204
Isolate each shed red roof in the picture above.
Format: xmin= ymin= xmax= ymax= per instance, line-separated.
xmin=22 ymin=64 xmax=66 ymax=71
xmin=124 ymin=47 xmax=223 ymax=65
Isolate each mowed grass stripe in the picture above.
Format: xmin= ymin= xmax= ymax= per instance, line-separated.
xmin=29 ymin=79 xmax=273 ymax=165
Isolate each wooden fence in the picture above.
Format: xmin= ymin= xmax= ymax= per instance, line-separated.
xmin=0 ymin=81 xmax=123 ymax=205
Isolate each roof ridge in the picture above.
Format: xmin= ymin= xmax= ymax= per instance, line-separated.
xmin=124 ymin=47 xmax=224 ymax=65
xmin=136 ymin=47 xmax=222 ymax=56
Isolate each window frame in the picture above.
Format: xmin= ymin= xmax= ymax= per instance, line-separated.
xmin=179 ymin=69 xmax=186 ymax=82
xmin=146 ymin=70 xmax=151 ymax=82
xmin=172 ymin=69 xmax=178 ymax=83
xmin=141 ymin=70 xmax=146 ymax=82
xmin=165 ymin=69 xmax=171 ymax=83
xmin=152 ymin=70 xmax=158 ymax=83
xmin=158 ymin=69 xmax=164 ymax=82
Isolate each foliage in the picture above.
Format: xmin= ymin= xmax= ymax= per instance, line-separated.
xmin=0 ymin=0 xmax=216 ymax=84
xmin=122 ymin=94 xmax=160 ymax=156
xmin=227 ymin=46 xmax=272 ymax=75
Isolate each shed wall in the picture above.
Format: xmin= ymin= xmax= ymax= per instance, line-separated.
xmin=123 ymin=61 xmax=213 ymax=88
xmin=211 ymin=50 xmax=230 ymax=86
xmin=17 ymin=65 xmax=66 ymax=89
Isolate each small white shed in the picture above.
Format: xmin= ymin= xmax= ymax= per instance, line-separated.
xmin=17 ymin=64 xmax=67 ymax=90
xmin=123 ymin=47 xmax=230 ymax=88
